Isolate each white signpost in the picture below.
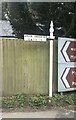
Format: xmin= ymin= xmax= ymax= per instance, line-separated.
xmin=49 ymin=21 xmax=55 ymax=97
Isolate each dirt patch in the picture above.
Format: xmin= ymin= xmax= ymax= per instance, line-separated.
xmin=2 ymin=105 xmax=75 ymax=113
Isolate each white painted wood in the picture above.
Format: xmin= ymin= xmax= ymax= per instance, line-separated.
xmin=49 ymin=40 xmax=53 ymax=97
xmin=49 ymin=21 xmax=55 ymax=39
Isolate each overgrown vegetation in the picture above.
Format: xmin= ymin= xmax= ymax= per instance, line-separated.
xmin=2 ymin=93 xmax=76 ymax=109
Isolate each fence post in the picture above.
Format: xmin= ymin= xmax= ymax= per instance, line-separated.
xmin=49 ymin=21 xmax=55 ymax=97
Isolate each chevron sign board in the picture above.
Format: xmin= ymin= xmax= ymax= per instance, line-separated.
xmin=58 ymin=37 xmax=76 ymax=92
xmin=61 ymin=41 xmax=76 ymax=62
xmin=61 ymin=67 xmax=76 ymax=88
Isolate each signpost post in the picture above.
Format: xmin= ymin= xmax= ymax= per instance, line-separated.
xmin=49 ymin=21 xmax=55 ymax=97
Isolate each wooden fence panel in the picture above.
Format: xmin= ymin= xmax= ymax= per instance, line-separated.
xmin=2 ymin=39 xmax=49 ymax=96
xmin=0 ymin=39 xmax=3 ymax=96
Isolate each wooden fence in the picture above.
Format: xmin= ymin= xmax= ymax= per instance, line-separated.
xmin=0 ymin=39 xmax=3 ymax=96
xmin=0 ymin=38 xmax=50 ymax=96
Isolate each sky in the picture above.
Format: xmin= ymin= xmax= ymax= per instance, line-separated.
xmin=0 ymin=20 xmax=13 ymax=36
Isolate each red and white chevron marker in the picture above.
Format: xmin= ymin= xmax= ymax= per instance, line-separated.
xmin=61 ymin=41 xmax=76 ymax=62
xmin=61 ymin=67 xmax=76 ymax=88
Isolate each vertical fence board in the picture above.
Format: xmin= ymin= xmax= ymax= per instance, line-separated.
xmin=3 ymin=39 xmax=8 ymax=94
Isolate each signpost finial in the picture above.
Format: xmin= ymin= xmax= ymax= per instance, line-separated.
xmin=49 ymin=21 xmax=55 ymax=39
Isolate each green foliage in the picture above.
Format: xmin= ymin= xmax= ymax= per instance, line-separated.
xmin=2 ymin=94 xmax=27 ymax=108
xmin=64 ymin=94 xmax=75 ymax=105
xmin=2 ymin=93 xmax=76 ymax=109
xmin=29 ymin=95 xmax=46 ymax=107
xmin=48 ymin=93 xmax=64 ymax=106
xmin=49 ymin=93 xmax=76 ymax=106
xmin=13 ymin=94 xmax=27 ymax=107
xmin=2 ymin=97 xmax=14 ymax=108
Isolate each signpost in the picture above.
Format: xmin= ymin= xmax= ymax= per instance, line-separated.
xmin=49 ymin=21 xmax=55 ymax=97
xmin=58 ymin=37 xmax=76 ymax=92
